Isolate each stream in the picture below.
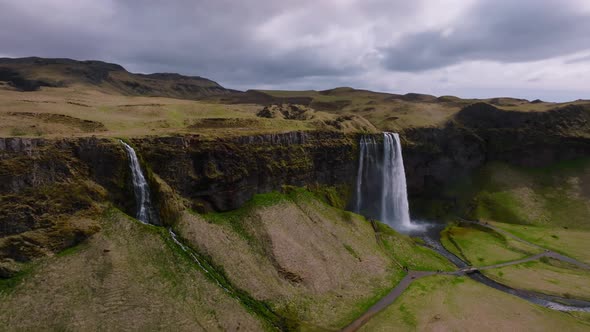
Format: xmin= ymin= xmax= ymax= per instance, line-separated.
xmin=417 ymin=222 xmax=590 ymax=312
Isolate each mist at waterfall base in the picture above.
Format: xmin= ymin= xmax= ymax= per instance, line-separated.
xmin=353 ymin=133 xmax=428 ymax=234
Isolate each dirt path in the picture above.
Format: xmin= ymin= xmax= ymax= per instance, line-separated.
xmin=342 ymin=221 xmax=590 ymax=332
xmin=341 ymin=271 xmax=436 ymax=332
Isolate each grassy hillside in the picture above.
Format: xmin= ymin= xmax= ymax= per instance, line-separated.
xmin=0 ymin=208 xmax=265 ymax=331
xmin=175 ymin=188 xmax=453 ymax=330
xmin=0 ymin=188 xmax=453 ymax=330
xmin=437 ymin=159 xmax=590 ymax=229
xmin=492 ymin=222 xmax=590 ymax=264
xmin=485 ymin=259 xmax=590 ymax=301
xmin=441 ymin=224 xmax=541 ymax=266
xmin=3 ymin=57 xmax=589 ymax=139
xmin=0 ymin=57 xmax=230 ymax=98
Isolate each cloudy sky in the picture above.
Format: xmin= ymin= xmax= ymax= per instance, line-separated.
xmin=1 ymin=0 xmax=589 ymax=101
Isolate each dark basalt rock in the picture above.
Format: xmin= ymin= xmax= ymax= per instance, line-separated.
xmin=0 ymin=137 xmax=132 ymax=267
xmin=132 ymin=131 xmax=357 ymax=212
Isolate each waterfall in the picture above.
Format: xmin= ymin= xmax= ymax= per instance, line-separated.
xmin=120 ymin=140 xmax=159 ymax=225
xmin=354 ymin=132 xmax=414 ymax=231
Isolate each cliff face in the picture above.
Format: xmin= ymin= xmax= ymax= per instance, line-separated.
xmin=0 ymin=137 xmax=133 ymax=276
xmin=132 ymin=131 xmax=357 ymax=212
xmin=0 ymin=132 xmax=357 ymax=273
xmin=401 ymin=103 xmax=590 ymax=217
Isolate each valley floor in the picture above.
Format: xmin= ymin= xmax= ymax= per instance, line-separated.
xmin=357 ymin=220 xmax=590 ymax=331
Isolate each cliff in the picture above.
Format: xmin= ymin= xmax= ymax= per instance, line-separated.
xmin=401 ymin=102 xmax=590 ymax=218
xmin=0 ymin=132 xmax=358 ymax=275
xmin=132 ymin=131 xmax=357 ymax=212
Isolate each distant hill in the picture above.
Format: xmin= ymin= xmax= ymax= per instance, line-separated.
xmin=0 ymin=57 xmax=235 ymax=99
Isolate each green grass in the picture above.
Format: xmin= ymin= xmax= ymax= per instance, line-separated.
xmin=0 ymin=264 xmax=35 ymax=295
xmin=441 ymin=223 xmax=539 ymax=266
xmin=103 ymin=207 xmax=285 ymax=329
xmin=429 ymin=160 xmax=590 ymax=229
xmin=343 ymin=243 xmax=361 ymax=260
xmin=359 ymin=275 xmax=590 ymax=332
xmin=55 ymin=242 xmax=89 ymax=257
xmin=483 ymin=259 xmax=590 ymax=301
xmin=339 ymin=269 xmax=406 ymax=328
xmin=374 ymin=222 xmax=456 ymax=272
xmin=491 ymin=222 xmax=590 ymax=264
xmin=200 ymin=192 xmax=287 ymax=245
xmin=161 ymin=226 xmax=290 ymax=331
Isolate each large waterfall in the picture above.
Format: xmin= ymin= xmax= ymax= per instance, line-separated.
xmin=120 ymin=141 xmax=160 ymax=225
xmin=354 ymin=132 xmax=414 ymax=231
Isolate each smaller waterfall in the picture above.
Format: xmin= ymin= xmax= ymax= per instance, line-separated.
xmin=355 ymin=136 xmax=377 ymax=213
xmin=120 ymin=140 xmax=159 ymax=225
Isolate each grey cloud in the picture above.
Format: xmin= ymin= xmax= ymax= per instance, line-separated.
xmin=0 ymin=0 xmax=417 ymax=87
xmin=0 ymin=0 xmax=588 ymax=101
xmin=566 ymin=54 xmax=590 ymax=64
xmin=381 ymin=0 xmax=590 ymax=71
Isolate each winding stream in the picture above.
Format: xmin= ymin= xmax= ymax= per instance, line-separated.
xmin=343 ymin=222 xmax=590 ymax=331
xmin=420 ymin=223 xmax=590 ymax=312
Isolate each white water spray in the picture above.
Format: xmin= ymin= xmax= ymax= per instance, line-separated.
xmin=382 ymin=133 xmax=412 ymax=229
xmin=354 ymin=132 xmax=418 ymax=231
xmin=120 ymin=140 xmax=158 ymax=225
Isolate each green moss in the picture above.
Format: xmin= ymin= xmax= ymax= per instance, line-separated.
xmin=425 ymin=159 xmax=590 ymax=229
xmin=306 ymin=184 xmax=352 ymax=209
xmin=200 ymin=192 xmax=287 ymax=248
xmin=343 ymin=244 xmax=361 ymax=261
xmin=475 ymin=191 xmax=529 ymax=225
xmin=56 ymin=242 xmax=89 ymax=257
xmin=0 ymin=260 xmax=39 ymax=295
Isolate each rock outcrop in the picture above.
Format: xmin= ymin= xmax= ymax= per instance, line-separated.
xmin=256 ymin=104 xmax=315 ymax=120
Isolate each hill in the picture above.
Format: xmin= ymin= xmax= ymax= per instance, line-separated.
xmin=0 ymin=57 xmax=234 ymax=99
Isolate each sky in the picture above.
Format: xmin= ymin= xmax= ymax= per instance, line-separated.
xmin=1 ymin=0 xmax=589 ymax=101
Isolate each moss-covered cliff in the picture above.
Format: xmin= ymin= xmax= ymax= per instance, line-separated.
xmin=401 ymin=102 xmax=590 ymax=219
xmin=0 ymin=131 xmax=359 ymax=275
xmin=131 ymin=131 xmax=358 ymax=212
